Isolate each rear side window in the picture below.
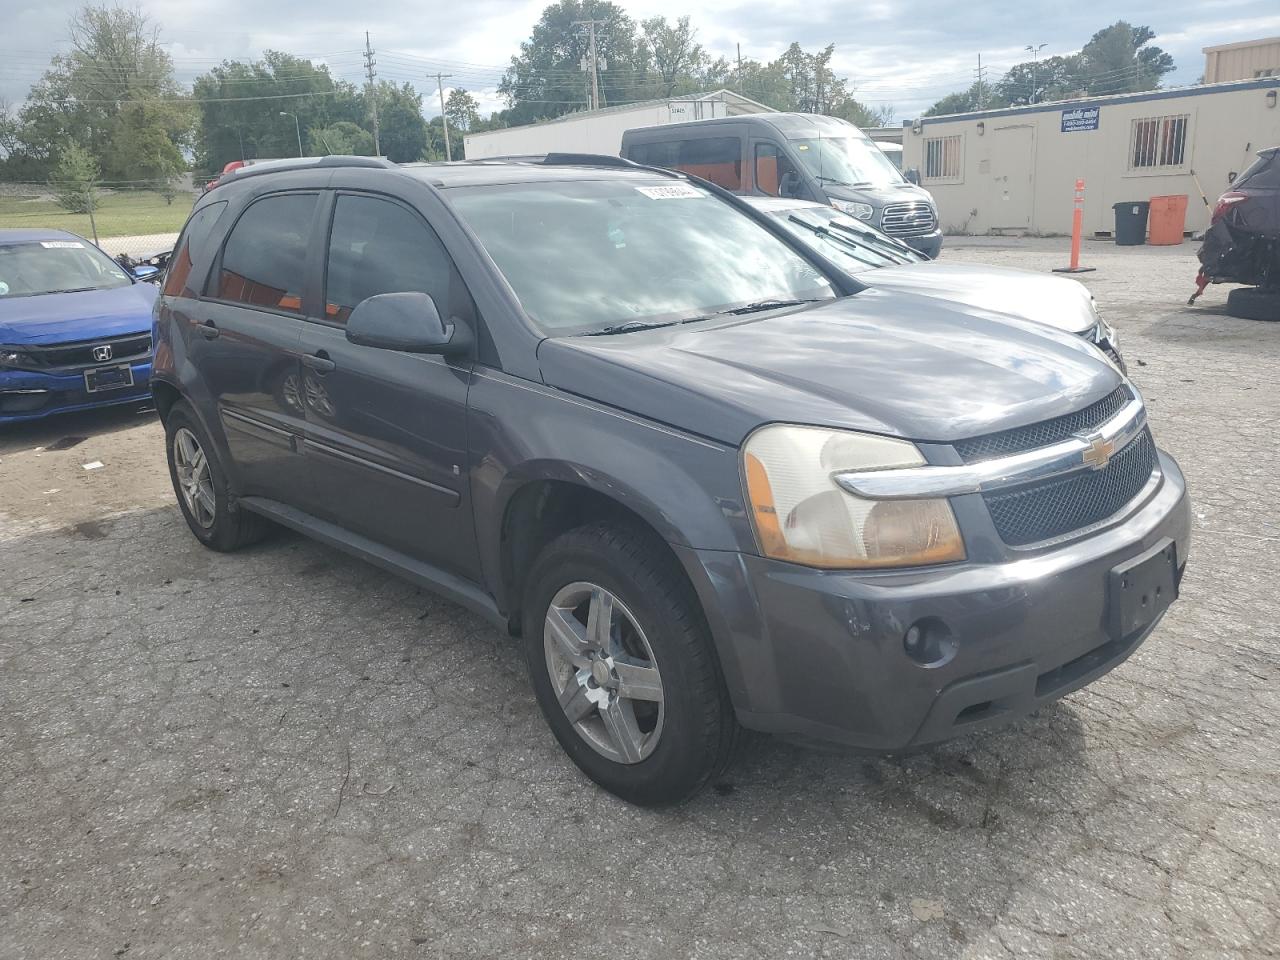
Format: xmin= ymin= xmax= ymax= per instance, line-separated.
xmin=323 ymin=194 xmax=469 ymax=325
xmin=162 ymin=201 xmax=227 ymax=299
xmin=216 ymin=193 xmax=318 ymax=314
xmin=629 ymin=137 xmax=742 ymax=190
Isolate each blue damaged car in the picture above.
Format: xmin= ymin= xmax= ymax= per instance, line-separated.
xmin=0 ymin=229 xmax=158 ymax=424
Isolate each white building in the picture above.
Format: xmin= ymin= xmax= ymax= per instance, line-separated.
xmin=463 ymin=90 xmax=774 ymax=160
xmin=901 ymin=78 xmax=1280 ymax=237
xmin=1204 ymin=37 xmax=1280 ymax=82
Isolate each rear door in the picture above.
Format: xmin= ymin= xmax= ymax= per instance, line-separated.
xmin=193 ymin=191 xmax=320 ymax=500
xmin=293 ymin=191 xmax=480 ymax=579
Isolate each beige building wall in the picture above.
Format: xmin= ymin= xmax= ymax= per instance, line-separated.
xmin=902 ymin=79 xmax=1280 ymax=237
xmin=1204 ymin=38 xmax=1280 ymax=82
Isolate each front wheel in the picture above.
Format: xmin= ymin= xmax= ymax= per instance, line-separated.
xmin=1226 ymin=286 xmax=1280 ymax=322
xmin=522 ymin=522 xmax=739 ymax=806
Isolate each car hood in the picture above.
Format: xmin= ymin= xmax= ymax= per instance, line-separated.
xmin=825 ymin=181 xmax=936 ymax=209
xmin=864 ymin=262 xmax=1098 ymax=334
xmin=0 ymin=283 xmax=157 ymax=346
xmin=537 ymin=289 xmax=1122 ymax=446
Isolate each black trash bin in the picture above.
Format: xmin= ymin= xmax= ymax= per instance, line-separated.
xmin=1113 ymin=201 xmax=1150 ymax=246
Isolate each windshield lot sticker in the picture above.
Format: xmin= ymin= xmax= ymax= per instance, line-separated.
xmin=39 ymin=240 xmax=85 ymax=248
xmin=635 ymin=184 xmax=702 ymax=200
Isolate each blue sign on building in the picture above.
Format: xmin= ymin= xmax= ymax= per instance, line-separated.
xmin=1061 ymin=106 xmax=1101 ymax=132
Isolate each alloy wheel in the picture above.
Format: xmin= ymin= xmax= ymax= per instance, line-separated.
xmin=173 ymin=426 xmax=216 ymax=529
xmin=543 ymin=581 xmax=665 ymax=764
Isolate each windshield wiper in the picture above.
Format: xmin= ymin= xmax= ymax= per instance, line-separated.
xmin=813 ymin=174 xmax=853 ymax=187
xmin=721 ymin=298 xmax=827 ymax=316
xmin=583 ymin=319 xmax=680 ymax=336
xmin=39 ymin=286 xmax=99 ymax=295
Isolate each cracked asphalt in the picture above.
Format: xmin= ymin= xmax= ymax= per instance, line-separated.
xmin=2 ymin=238 xmax=1278 ymax=959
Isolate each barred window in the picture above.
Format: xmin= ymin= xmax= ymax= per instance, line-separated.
xmin=1129 ymin=115 xmax=1189 ymax=170
xmin=923 ymin=135 xmax=962 ymax=181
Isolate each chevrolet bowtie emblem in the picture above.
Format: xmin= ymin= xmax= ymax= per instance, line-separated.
xmin=1081 ymin=435 xmax=1115 ymax=470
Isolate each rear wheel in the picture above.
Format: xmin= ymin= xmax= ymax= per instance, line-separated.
xmin=164 ymin=400 xmax=271 ymax=551
xmin=522 ymin=522 xmax=738 ymax=805
xmin=1226 ymin=286 xmax=1280 ymax=321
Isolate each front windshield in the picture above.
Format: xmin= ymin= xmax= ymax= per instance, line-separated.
xmin=0 ymin=239 xmax=132 ymax=299
xmin=767 ymin=207 xmax=924 ymax=272
xmin=790 ymin=136 xmax=905 ymax=188
xmin=448 ymin=178 xmax=837 ymax=334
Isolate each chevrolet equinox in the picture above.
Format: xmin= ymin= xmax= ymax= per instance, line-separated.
xmin=152 ymin=155 xmax=1191 ymax=805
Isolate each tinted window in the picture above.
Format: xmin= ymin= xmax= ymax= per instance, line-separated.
xmin=629 ymin=137 xmax=742 ymax=190
xmin=217 ymin=193 xmax=317 ymax=314
xmin=323 ymin=195 xmax=463 ymax=325
xmin=449 ymin=178 xmax=835 ymax=334
xmin=755 ymin=143 xmax=802 ymax=198
xmin=162 ymin=200 xmax=227 ymax=299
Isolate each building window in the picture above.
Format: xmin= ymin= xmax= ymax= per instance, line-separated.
xmin=923 ymin=135 xmax=962 ymax=181
xmin=1129 ymin=114 xmax=1189 ymax=170
xmin=1255 ymin=68 xmax=1277 ymax=78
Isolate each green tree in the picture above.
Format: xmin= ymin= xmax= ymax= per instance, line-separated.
xmin=926 ymin=79 xmax=1009 ymax=116
xmin=445 ymin=88 xmax=481 ymax=133
xmin=499 ymin=0 xmax=647 ymax=124
xmin=193 ymin=52 xmax=362 ymax=173
xmin=308 ymin=120 xmax=374 ymax=156
xmin=1079 ymin=22 xmax=1175 ymax=95
xmin=50 ymin=143 xmax=100 ymax=215
xmin=10 ymin=5 xmax=190 ymax=181
xmin=640 ymin=16 xmax=707 ymax=97
xmin=372 ymin=82 xmax=429 ymax=162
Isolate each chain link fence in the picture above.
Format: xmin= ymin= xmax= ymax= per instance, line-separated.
xmin=0 ymin=177 xmax=197 ymax=258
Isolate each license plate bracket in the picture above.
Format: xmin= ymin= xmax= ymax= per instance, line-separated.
xmin=84 ymin=363 xmax=134 ymax=393
xmin=1108 ymin=537 xmax=1178 ymax=641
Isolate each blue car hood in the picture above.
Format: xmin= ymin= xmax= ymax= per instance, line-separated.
xmin=0 ymin=283 xmax=157 ymax=346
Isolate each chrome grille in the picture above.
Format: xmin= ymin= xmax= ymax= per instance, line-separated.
xmin=984 ymin=428 xmax=1157 ymax=546
xmin=954 ymin=386 xmax=1132 ymax=463
xmin=880 ymin=201 xmax=938 ymax=237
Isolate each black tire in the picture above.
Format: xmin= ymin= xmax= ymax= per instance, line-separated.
xmin=522 ymin=521 xmax=739 ymax=806
xmin=164 ymin=400 xmax=271 ymax=551
xmin=1226 ymin=286 xmax=1280 ymax=322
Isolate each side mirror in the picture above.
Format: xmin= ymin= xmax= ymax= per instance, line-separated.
xmin=345 ymin=291 xmax=471 ymax=355
xmin=904 ymin=167 xmax=921 ymax=185
xmin=131 ymin=263 xmax=161 ymax=282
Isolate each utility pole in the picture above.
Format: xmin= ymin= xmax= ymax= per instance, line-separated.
xmin=574 ymin=19 xmax=607 ymax=110
xmin=1025 ymin=43 xmax=1047 ymax=104
xmin=364 ymin=32 xmax=381 ymax=157
xmin=975 ymin=53 xmax=987 ymax=110
xmin=737 ymin=43 xmax=743 ymax=89
xmin=434 ymin=72 xmax=454 ymax=161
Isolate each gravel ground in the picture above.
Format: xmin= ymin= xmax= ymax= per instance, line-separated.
xmin=1 ymin=237 xmax=1277 ymax=960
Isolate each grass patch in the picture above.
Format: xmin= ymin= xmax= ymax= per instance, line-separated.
xmin=0 ymin=190 xmax=191 ymax=239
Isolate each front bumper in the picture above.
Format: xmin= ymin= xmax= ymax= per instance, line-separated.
xmin=0 ymin=360 xmax=153 ymax=423
xmin=898 ymin=228 xmax=944 ymax=259
xmin=678 ymin=449 xmax=1190 ymax=751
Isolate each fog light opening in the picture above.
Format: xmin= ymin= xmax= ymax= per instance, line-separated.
xmin=903 ymin=617 xmax=957 ymax=668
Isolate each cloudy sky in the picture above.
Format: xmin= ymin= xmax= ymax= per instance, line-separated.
xmin=2 ymin=0 xmax=1276 ymax=122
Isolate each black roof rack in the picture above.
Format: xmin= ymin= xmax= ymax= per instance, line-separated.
xmin=540 ymin=152 xmax=636 ymax=168
xmin=220 ymin=155 xmax=394 ymax=185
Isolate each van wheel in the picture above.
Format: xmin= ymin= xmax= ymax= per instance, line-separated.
xmin=164 ymin=400 xmax=270 ymax=551
xmin=1226 ymin=286 xmax=1280 ymax=321
xmin=522 ymin=522 xmax=739 ymax=806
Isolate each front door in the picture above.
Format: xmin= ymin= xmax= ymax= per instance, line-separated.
xmin=990 ymin=124 xmax=1037 ymax=232
xmin=295 ymin=192 xmax=480 ymax=580
xmin=193 ymin=191 xmax=320 ymax=499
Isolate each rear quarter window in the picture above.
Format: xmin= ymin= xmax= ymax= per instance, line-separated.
xmin=162 ymin=201 xmax=228 ymax=299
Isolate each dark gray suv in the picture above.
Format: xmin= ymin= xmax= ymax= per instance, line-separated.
xmin=152 ymin=155 xmax=1190 ymax=805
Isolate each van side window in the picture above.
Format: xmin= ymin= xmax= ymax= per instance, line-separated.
xmin=324 ymin=194 xmax=472 ymax=326
xmin=755 ymin=144 xmax=801 ymax=199
xmin=675 ymin=138 xmax=742 ymax=190
xmin=217 ymin=193 xmax=317 ymax=314
xmin=163 ymin=201 xmax=227 ymax=299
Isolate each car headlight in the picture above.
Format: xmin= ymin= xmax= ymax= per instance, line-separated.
xmin=742 ymin=424 xmax=966 ymax=569
xmin=0 ymin=347 xmax=32 ymax=369
xmin=830 ymin=199 xmax=874 ymax=221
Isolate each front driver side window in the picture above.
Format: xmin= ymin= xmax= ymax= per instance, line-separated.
xmin=755 ymin=144 xmax=802 ymax=199
xmin=324 ymin=194 xmax=466 ymax=325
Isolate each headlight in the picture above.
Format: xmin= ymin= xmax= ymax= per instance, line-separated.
xmin=0 ymin=347 xmax=32 ymax=369
xmin=742 ymin=424 xmax=966 ymax=569
xmin=830 ymin=199 xmax=874 ymax=221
